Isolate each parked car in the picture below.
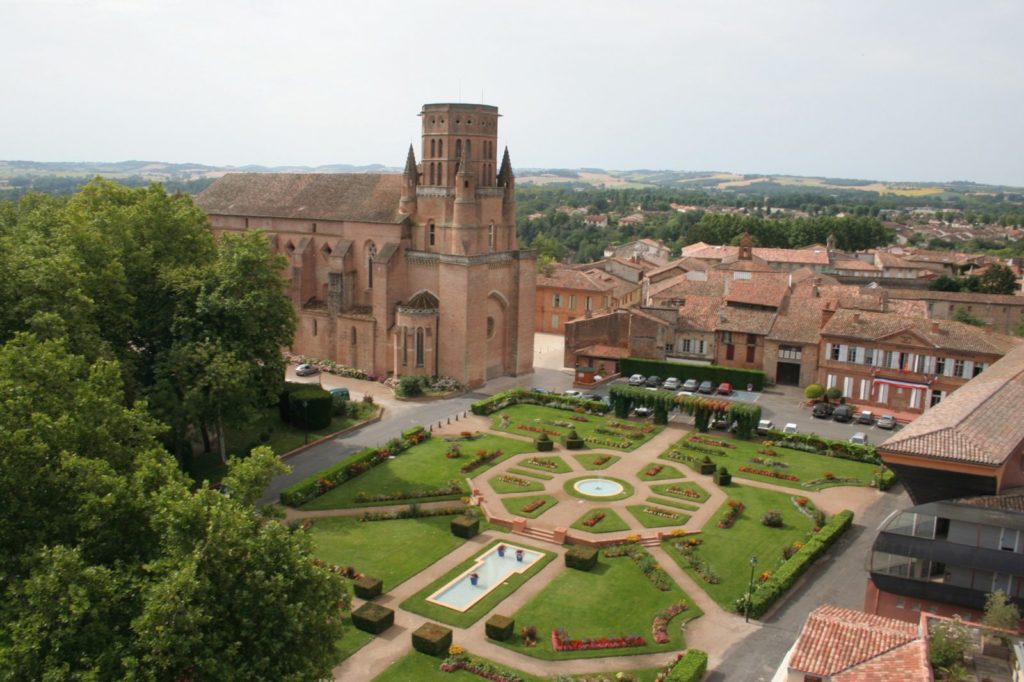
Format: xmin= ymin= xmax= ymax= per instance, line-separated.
xmin=811 ymin=401 xmax=834 ymax=419
xmin=329 ymin=387 xmax=350 ymax=400
xmin=717 ymin=382 xmax=733 ymax=395
xmin=530 ymin=387 xmax=548 ymax=394
xmin=634 ymin=406 xmax=653 ymax=418
xmin=857 ymin=410 xmax=874 ymax=425
xmin=662 ymin=377 xmax=681 ymax=391
xmin=756 ymin=419 xmax=775 ymax=435
xmin=832 ymin=405 xmax=855 ymax=423
xmin=645 ymin=375 xmax=662 ymax=388
xmin=711 ymin=416 xmax=729 ymax=429
xmin=681 ymin=378 xmax=699 ymax=392
xmin=580 ymin=392 xmax=600 ymax=401
xmin=295 ymin=363 xmax=319 ymax=376
xmin=628 ymin=374 xmax=646 ymax=386
xmin=877 ymin=414 xmax=897 ymax=430
xmin=850 ymin=432 xmax=869 ymax=445
xmin=563 ymin=389 xmax=583 ymax=399
xmin=783 ymin=423 xmax=798 ymax=434
xmin=698 ymin=380 xmax=714 ymax=394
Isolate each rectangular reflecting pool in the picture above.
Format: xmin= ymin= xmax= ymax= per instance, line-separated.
xmin=426 ymin=544 xmax=543 ymax=612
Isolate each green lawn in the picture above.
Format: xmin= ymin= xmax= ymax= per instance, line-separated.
xmin=190 ymin=402 xmax=380 ymax=485
xmin=646 ymin=496 xmax=699 ymax=512
xmin=570 ymin=507 xmax=631 ymax=533
xmin=627 ymin=504 xmax=690 ymax=529
xmin=518 ymin=454 xmax=572 ymax=474
xmin=637 ymin=463 xmax=685 ymax=481
xmin=573 ymin=453 xmax=620 ymax=470
xmin=401 ymin=540 xmax=555 ymax=628
xmin=308 ymin=516 xmax=465 ymax=590
xmin=563 ymin=476 xmax=635 ymax=501
xmin=661 ymin=483 xmax=816 ymax=609
xmin=507 ymin=468 xmax=553 ymax=480
xmin=491 ymin=405 xmax=661 ymax=451
xmin=650 ymin=481 xmax=709 ymax=504
xmin=373 ymin=651 xmax=543 ymax=682
xmin=302 ymin=434 xmax=534 ymax=510
xmin=335 ymin=617 xmax=375 ymax=663
xmin=660 ymin=432 xmax=876 ymax=491
xmin=489 ymin=473 xmax=545 ymax=494
xmin=501 ymin=495 xmax=558 ymax=519
xmin=497 ymin=555 xmax=702 ymax=660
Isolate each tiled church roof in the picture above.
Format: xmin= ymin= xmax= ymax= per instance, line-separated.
xmin=789 ymin=605 xmax=920 ymax=678
xmin=196 ymin=173 xmax=405 ymax=224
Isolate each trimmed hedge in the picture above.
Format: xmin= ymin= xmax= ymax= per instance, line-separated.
xmin=565 ymin=545 xmax=599 ymax=571
xmin=280 ymin=384 xmax=332 ymax=430
xmin=279 ymin=428 xmax=432 ymax=507
xmin=352 ymin=603 xmax=394 ymax=634
xmin=620 ymin=357 xmax=765 ymax=392
xmin=536 ymin=434 xmax=554 ymax=452
xmin=563 ymin=429 xmax=585 ymax=450
xmin=470 ymin=388 xmax=610 ymax=416
xmin=609 ymin=385 xmax=761 ymax=435
xmin=485 ymin=614 xmax=515 ymax=641
xmin=412 ymin=622 xmax=452 ymax=656
xmin=767 ymin=430 xmax=880 ymax=464
xmin=666 ymin=649 xmax=709 ymax=681
xmin=450 ymin=515 xmax=480 ymax=539
xmin=353 ymin=575 xmax=383 ymax=600
xmin=742 ymin=509 xmax=854 ymax=619
xmin=713 ymin=467 xmax=732 ymax=486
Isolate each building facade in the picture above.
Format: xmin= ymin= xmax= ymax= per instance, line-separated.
xmin=196 ymin=103 xmax=535 ymax=388
xmin=535 ymin=266 xmax=614 ymax=334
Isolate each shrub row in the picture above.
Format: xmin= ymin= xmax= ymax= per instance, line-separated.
xmin=660 ymin=649 xmax=709 ymax=682
xmin=279 ymin=382 xmax=333 ymax=430
xmin=766 ymin=430 xmax=879 ymax=464
xmin=279 ymin=428 xmax=432 ymax=506
xmin=742 ymin=510 xmax=854 ymax=619
xmin=359 ymin=505 xmax=467 ymax=522
xmin=470 ymin=388 xmax=610 ymax=416
xmin=565 ymin=546 xmax=598 ymax=571
xmin=620 ymin=356 xmax=766 ymax=391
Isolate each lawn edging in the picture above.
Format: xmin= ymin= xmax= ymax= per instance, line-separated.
xmin=279 ymin=425 xmax=429 ymax=507
xmin=742 ymin=509 xmax=854 ymax=619
xmin=279 ymin=406 xmax=384 ymax=461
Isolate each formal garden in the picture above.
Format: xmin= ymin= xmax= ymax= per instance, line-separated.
xmin=285 ymin=391 xmax=871 ymax=678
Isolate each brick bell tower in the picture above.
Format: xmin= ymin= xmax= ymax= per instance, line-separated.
xmin=401 ymin=103 xmax=533 ymax=387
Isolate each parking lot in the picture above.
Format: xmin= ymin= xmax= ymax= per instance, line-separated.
xmin=580 ymin=378 xmax=902 ymax=445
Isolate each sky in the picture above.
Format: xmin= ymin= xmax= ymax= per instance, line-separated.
xmin=2 ymin=0 xmax=1023 ymax=186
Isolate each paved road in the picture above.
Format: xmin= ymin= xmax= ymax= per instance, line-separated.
xmin=708 ymin=483 xmax=910 ymax=681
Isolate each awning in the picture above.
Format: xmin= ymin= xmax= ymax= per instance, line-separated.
xmin=872 ymin=377 xmax=929 ymax=390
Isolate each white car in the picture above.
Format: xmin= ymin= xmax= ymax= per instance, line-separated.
xmin=662 ymin=377 xmax=681 ymax=391
xmin=563 ymin=390 xmax=584 ymax=399
xmin=783 ymin=423 xmax=798 ymax=434
xmin=628 ymin=374 xmax=646 ymax=386
xmin=756 ymin=419 xmax=775 ymax=435
xmin=295 ymin=363 xmax=319 ymax=376
xmin=850 ymin=432 xmax=869 ymax=445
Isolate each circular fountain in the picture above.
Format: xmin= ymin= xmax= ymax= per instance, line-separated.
xmin=573 ymin=478 xmax=625 ymax=497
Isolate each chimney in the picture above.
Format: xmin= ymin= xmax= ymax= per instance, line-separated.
xmin=821 ymin=302 xmax=836 ymax=326
xmin=930 ymin=321 xmax=940 ymax=333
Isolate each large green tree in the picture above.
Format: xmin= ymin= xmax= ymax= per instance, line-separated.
xmin=979 ymin=263 xmax=1018 ymax=295
xmin=0 ymin=332 xmax=347 ymax=680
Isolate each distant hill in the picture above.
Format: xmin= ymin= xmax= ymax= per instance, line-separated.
xmin=2 ymin=159 xmax=1022 ymax=202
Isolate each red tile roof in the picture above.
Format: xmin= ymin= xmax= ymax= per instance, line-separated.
xmin=575 ymin=344 xmax=630 ymax=359
xmin=831 ymin=640 xmax=930 ymax=681
xmin=789 ymin=605 xmax=919 ymax=678
xmin=536 ymin=267 xmax=615 ymax=293
xmin=726 ymin=280 xmax=788 ymax=308
xmin=880 ymin=343 xmax=1024 ymax=465
xmin=821 ymin=308 xmax=1020 ymax=355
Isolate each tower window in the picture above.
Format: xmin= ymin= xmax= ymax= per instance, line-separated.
xmin=366 ymin=242 xmax=377 ymax=289
xmin=415 ymin=328 xmax=425 ymax=367
xmin=438 ymin=139 xmax=443 ymax=156
xmin=429 ymin=222 xmax=436 ymax=246
xmin=489 ymin=222 xmax=495 ymax=251
xmin=465 ymin=139 xmax=471 ymax=158
xmin=312 ymin=319 xmax=318 ymax=336
xmin=430 ymin=139 xmax=436 ymax=157
xmin=429 ymin=163 xmax=435 ymax=185
xmin=312 ymin=222 xmax=317 ymax=233
xmin=351 ymin=327 xmax=357 ymax=346
xmin=455 ymin=139 xmax=462 ymax=159
xmin=464 ymin=180 xmax=469 ymax=189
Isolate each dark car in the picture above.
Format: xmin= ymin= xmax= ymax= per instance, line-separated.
xmin=811 ymin=402 xmax=834 ymax=419
xmin=645 ymin=375 xmax=662 ymax=388
xmin=330 ymin=387 xmax=351 ymax=400
xmin=857 ymin=410 xmax=874 ymax=425
xmin=681 ymin=378 xmax=699 ymax=392
xmin=832 ymin=405 xmax=855 ymax=423
xmin=697 ymin=380 xmax=715 ymax=394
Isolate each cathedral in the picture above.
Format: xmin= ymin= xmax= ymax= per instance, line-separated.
xmin=196 ymin=103 xmax=536 ymax=388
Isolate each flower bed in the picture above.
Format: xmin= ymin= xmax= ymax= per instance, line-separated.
xmin=581 ymin=512 xmax=606 ymax=528
xmin=750 ymin=456 xmax=789 ymax=468
xmin=689 ymin=435 xmax=735 ymax=449
xmin=355 ymin=482 xmax=462 ymax=503
xmin=678 ymin=443 xmax=726 ymax=458
xmin=801 ymin=475 xmax=860 ymax=487
xmin=666 ymin=485 xmax=702 ymax=500
xmin=359 ymin=506 xmax=468 ymax=522
xmin=569 ymin=415 xmax=590 ymax=423
xmin=514 ymin=424 xmax=562 ymax=437
xmin=524 ymin=456 xmax=559 ymax=470
xmin=651 ymin=602 xmax=690 ymax=644
xmin=585 ymin=437 xmax=632 ymax=449
xmin=497 ymin=475 xmax=533 ymax=488
xmin=673 ymin=542 xmax=720 ymax=585
xmin=717 ymin=500 xmax=745 ymax=529
xmin=603 ymin=543 xmax=673 ymax=591
xmin=592 ymin=455 xmax=611 ymax=466
xmin=645 ymin=465 xmax=664 ymax=477
xmin=551 ymin=628 xmax=645 ymax=652
xmin=738 ymin=466 xmax=799 ymax=482
xmin=439 ymin=652 xmax=524 ymax=682
xmin=521 ymin=499 xmax=546 ymax=514
xmin=607 ymin=421 xmax=655 ymax=433
xmin=643 ymin=506 xmax=679 ymax=520
xmin=460 ymin=450 xmax=504 ymax=474
xmin=471 ymin=388 xmax=610 ymax=416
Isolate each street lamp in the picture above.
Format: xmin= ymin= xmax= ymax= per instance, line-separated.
xmin=301 ymin=399 xmax=309 ymax=445
xmin=745 ymin=555 xmax=758 ymax=623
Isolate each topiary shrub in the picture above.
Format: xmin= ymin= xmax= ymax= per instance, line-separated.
xmin=564 ymin=545 xmax=598 ymax=571
xmin=536 ymin=433 xmax=554 ymax=451
xmin=352 ymin=602 xmax=394 ymax=634
xmin=450 ymin=515 xmax=479 ymax=539
xmin=699 ymin=456 xmax=716 ymax=476
xmin=825 ymin=386 xmax=842 ymax=401
xmin=397 ymin=375 xmax=424 ymax=397
xmin=412 ymin=622 xmax=453 ymax=656
xmin=713 ymin=465 xmax=731 ymax=486
xmin=284 ymin=385 xmax=333 ymax=430
xmin=761 ymin=510 xmax=783 ymax=528
xmin=804 ymin=383 xmax=824 ymax=401
xmin=666 ymin=649 xmax=709 ymax=681
xmin=485 ymin=614 xmax=515 ymax=641
xmin=563 ymin=429 xmax=585 ymax=450
xmin=353 ymin=575 xmax=383 ymax=600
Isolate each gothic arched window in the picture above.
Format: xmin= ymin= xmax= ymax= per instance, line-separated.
xmin=438 ymin=139 xmax=443 ymax=157
xmin=415 ymin=328 xmax=425 ymax=367
xmin=489 ymin=222 xmax=495 ymax=252
xmin=428 ymin=163 xmax=435 ymax=185
xmin=430 ymin=139 xmax=436 ymax=157
xmin=429 ymin=221 xmax=436 ymax=247
xmin=366 ymin=242 xmax=377 ymax=289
